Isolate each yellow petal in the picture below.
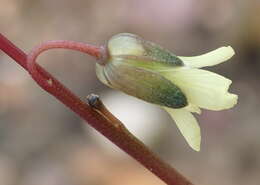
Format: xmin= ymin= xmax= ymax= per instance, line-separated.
xmin=164 ymin=107 xmax=201 ymax=151
xmin=162 ymin=68 xmax=238 ymax=110
xmin=179 ymin=46 xmax=235 ymax=68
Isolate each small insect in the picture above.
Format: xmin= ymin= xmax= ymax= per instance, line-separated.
xmin=96 ymin=33 xmax=238 ymax=151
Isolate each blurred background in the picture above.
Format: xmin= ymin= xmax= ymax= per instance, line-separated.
xmin=0 ymin=0 xmax=260 ymax=185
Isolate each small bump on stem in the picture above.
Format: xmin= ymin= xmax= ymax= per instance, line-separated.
xmin=86 ymin=93 xmax=101 ymax=108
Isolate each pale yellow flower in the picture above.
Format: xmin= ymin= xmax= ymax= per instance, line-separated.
xmin=96 ymin=33 xmax=238 ymax=151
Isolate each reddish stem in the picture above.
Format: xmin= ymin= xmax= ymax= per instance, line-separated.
xmin=27 ymin=40 xmax=103 ymax=89
xmin=0 ymin=33 xmax=28 ymax=69
xmin=0 ymin=33 xmax=194 ymax=185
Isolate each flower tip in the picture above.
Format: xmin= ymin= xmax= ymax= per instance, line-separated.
xmin=208 ymin=45 xmax=235 ymax=64
xmin=214 ymin=93 xmax=238 ymax=111
xmin=192 ymin=144 xmax=201 ymax=152
xmin=229 ymin=93 xmax=238 ymax=108
xmin=222 ymin=46 xmax=235 ymax=59
xmin=188 ymin=131 xmax=201 ymax=152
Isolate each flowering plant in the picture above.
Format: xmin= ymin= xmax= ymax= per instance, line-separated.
xmin=0 ymin=32 xmax=238 ymax=184
xmin=96 ymin=33 xmax=238 ymax=151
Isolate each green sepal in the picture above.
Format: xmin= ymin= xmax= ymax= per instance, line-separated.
xmin=107 ymin=33 xmax=184 ymax=69
xmin=102 ymin=59 xmax=187 ymax=109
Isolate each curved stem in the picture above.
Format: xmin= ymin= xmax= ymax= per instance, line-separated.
xmin=0 ymin=33 xmax=194 ymax=185
xmin=26 ymin=40 xmax=104 ymax=88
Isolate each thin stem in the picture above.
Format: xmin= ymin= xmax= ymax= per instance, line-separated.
xmin=0 ymin=33 xmax=27 ymax=69
xmin=0 ymin=33 xmax=194 ymax=185
xmin=26 ymin=40 xmax=103 ymax=88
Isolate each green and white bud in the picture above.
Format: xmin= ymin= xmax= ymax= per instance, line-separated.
xmin=96 ymin=33 xmax=238 ymax=151
xmin=96 ymin=33 xmax=188 ymax=109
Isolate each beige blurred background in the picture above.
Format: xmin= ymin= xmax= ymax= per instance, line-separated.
xmin=0 ymin=0 xmax=260 ymax=185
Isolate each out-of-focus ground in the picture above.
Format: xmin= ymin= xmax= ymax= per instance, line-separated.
xmin=0 ymin=0 xmax=260 ymax=185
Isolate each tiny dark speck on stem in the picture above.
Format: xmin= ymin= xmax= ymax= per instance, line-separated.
xmin=86 ymin=93 xmax=101 ymax=108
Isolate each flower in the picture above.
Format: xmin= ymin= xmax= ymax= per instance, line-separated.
xmin=96 ymin=33 xmax=238 ymax=151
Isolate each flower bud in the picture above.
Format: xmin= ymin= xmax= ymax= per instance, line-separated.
xmin=96 ymin=33 xmax=188 ymax=108
xmin=96 ymin=33 xmax=237 ymax=151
